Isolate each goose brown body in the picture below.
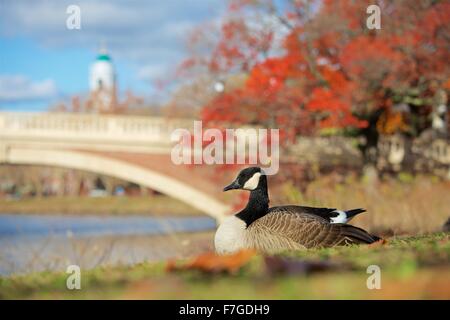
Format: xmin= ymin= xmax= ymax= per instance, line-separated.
xmin=244 ymin=206 xmax=379 ymax=254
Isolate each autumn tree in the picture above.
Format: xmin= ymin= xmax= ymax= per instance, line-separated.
xmin=178 ymin=0 xmax=450 ymax=160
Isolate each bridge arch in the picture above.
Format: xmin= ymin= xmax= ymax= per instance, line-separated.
xmin=2 ymin=147 xmax=229 ymax=221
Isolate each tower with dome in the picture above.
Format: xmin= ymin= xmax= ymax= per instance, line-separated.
xmin=87 ymin=46 xmax=117 ymax=112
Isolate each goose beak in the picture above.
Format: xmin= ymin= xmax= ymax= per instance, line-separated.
xmin=223 ymin=180 xmax=240 ymax=192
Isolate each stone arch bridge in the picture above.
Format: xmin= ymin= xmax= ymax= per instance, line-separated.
xmin=0 ymin=112 xmax=236 ymax=221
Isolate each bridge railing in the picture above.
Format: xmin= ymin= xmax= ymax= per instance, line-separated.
xmin=0 ymin=112 xmax=193 ymax=144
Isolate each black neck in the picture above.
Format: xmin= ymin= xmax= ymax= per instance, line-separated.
xmin=236 ymin=175 xmax=269 ymax=227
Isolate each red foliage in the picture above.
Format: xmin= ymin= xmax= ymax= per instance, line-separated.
xmin=180 ymin=0 xmax=449 ymax=139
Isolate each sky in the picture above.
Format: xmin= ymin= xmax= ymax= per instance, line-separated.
xmin=0 ymin=0 xmax=226 ymax=111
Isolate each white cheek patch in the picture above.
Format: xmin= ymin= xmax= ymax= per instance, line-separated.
xmin=243 ymin=172 xmax=261 ymax=190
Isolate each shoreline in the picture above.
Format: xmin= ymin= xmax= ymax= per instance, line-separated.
xmin=0 ymin=197 xmax=216 ymax=277
xmin=0 ymin=229 xmax=215 ymax=277
xmin=0 ymin=195 xmax=204 ymax=217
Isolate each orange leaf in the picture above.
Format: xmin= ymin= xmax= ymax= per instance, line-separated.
xmin=166 ymin=249 xmax=256 ymax=274
xmin=367 ymin=239 xmax=388 ymax=248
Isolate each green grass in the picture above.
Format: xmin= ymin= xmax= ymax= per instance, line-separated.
xmin=1 ymin=232 xmax=449 ymax=299
xmin=0 ymin=195 xmax=202 ymax=216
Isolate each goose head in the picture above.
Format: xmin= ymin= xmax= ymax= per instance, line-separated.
xmin=223 ymin=167 xmax=265 ymax=192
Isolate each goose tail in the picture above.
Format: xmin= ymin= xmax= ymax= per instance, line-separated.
xmin=339 ymin=224 xmax=381 ymax=244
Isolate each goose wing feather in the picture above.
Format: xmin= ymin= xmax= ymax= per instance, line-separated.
xmin=245 ymin=206 xmax=378 ymax=253
xmin=285 ymin=205 xmax=337 ymax=217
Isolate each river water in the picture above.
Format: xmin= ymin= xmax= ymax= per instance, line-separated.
xmin=0 ymin=214 xmax=216 ymax=276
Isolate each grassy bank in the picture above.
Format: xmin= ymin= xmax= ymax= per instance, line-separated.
xmin=1 ymin=232 xmax=448 ymax=299
xmin=0 ymin=195 xmax=202 ymax=216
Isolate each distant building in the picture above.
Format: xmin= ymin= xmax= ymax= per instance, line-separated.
xmin=51 ymin=45 xmax=138 ymax=114
xmin=87 ymin=47 xmax=117 ymax=112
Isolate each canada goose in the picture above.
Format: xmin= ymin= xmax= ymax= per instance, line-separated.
xmin=215 ymin=167 xmax=380 ymax=255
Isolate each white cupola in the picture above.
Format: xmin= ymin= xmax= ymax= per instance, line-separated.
xmin=89 ymin=48 xmax=115 ymax=92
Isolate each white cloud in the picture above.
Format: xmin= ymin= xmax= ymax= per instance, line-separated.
xmin=138 ymin=65 xmax=169 ymax=82
xmin=0 ymin=0 xmax=225 ymax=84
xmin=0 ymin=75 xmax=58 ymax=102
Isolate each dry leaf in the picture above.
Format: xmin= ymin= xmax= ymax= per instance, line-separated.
xmin=367 ymin=238 xmax=388 ymax=248
xmin=166 ymin=249 xmax=256 ymax=274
